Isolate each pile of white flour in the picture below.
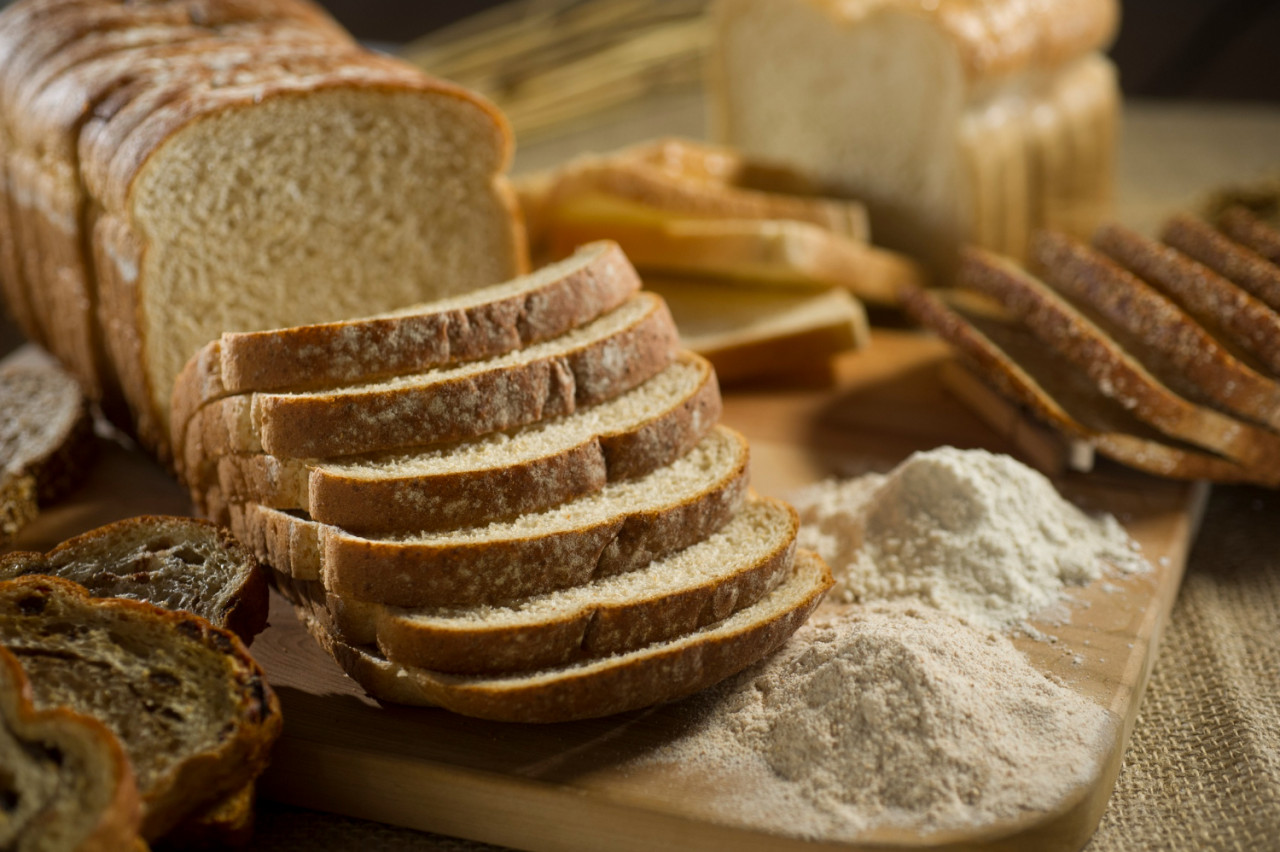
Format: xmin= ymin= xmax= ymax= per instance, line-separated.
xmin=790 ymin=446 xmax=1149 ymax=630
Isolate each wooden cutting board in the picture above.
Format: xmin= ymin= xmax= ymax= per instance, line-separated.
xmin=8 ymin=329 xmax=1207 ymax=852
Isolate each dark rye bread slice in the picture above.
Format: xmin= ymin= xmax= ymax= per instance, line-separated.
xmin=183 ymin=291 xmax=679 ymax=472
xmin=0 ymin=645 xmax=141 ymax=852
xmin=1217 ymin=205 xmax=1280 ymax=265
xmin=279 ymin=497 xmax=798 ymax=674
xmin=1031 ymin=230 xmax=1280 ymax=430
xmin=0 ymin=515 xmax=268 ymax=644
xmin=1093 ymin=223 xmax=1280 ymax=378
xmin=216 ymin=352 xmax=720 ymax=535
xmin=0 ymin=576 xmax=282 ymax=842
xmin=902 ymin=284 xmax=1260 ymax=483
xmin=1162 ymin=213 xmax=1280 ymax=312
xmin=288 ymin=548 xmax=832 ymax=723
xmin=958 ymin=247 xmax=1280 ymax=475
xmin=233 ymin=425 xmax=751 ymax=608
xmin=169 ymin=240 xmax=641 ymax=460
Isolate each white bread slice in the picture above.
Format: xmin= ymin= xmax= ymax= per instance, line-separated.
xmin=903 ymin=284 xmax=1261 ymax=484
xmin=643 ymin=276 xmax=868 ymax=383
xmin=182 ymin=291 xmax=678 ymax=472
xmin=0 ymin=575 xmax=281 ymax=841
xmin=215 ymin=352 xmax=720 ymax=535
xmin=230 ymin=425 xmax=751 ymax=608
xmin=289 ymin=548 xmax=832 ymax=723
xmin=0 ymin=645 xmax=142 ymax=852
xmin=1162 ymin=214 xmax=1280 ymax=312
xmin=1217 ymin=205 xmax=1280 ymax=265
xmin=169 ymin=240 xmax=641 ymax=453
xmin=285 ymin=497 xmax=798 ymax=674
xmin=958 ymin=247 xmax=1280 ymax=474
xmin=543 ymin=214 xmax=924 ymax=306
xmin=1031 ymin=230 xmax=1280 ymax=431
xmin=1094 ymin=223 xmax=1280 ymax=379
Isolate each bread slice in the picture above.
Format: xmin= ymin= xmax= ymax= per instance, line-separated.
xmin=1162 ymin=214 xmax=1280 ymax=312
xmin=215 ymin=352 xmax=720 ymax=535
xmin=0 ymin=645 xmax=141 ymax=852
xmin=0 ymin=472 xmax=36 ymax=547
xmin=285 ymin=497 xmax=798 ymax=674
xmin=543 ymin=215 xmax=924 ymax=306
xmin=0 ymin=515 xmax=268 ymax=644
xmin=1094 ymin=222 xmax=1280 ymax=378
xmin=1031 ymin=230 xmax=1280 ymax=431
xmin=0 ymin=575 xmax=282 ymax=841
xmin=643 ymin=276 xmax=868 ymax=383
xmin=169 ymin=240 xmax=641 ymax=454
xmin=288 ymin=548 xmax=831 ymax=723
xmin=1217 ymin=205 xmax=1280 ymax=265
xmin=958 ymin=247 xmax=1280 ymax=474
xmin=903 ymin=284 xmax=1260 ymax=483
xmin=182 ymin=291 xmax=679 ymax=471
xmin=232 ymin=425 xmax=751 ymax=608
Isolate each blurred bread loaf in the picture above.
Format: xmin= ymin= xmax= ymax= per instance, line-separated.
xmin=710 ymin=0 xmax=1120 ymax=271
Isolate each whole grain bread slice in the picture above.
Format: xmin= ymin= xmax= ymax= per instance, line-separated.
xmin=170 ymin=240 xmax=641 ymax=456
xmin=959 ymin=246 xmax=1280 ymax=475
xmin=215 ymin=352 xmax=720 ymax=535
xmin=182 ymin=291 xmax=678 ymax=471
xmin=0 ymin=576 xmax=282 ymax=841
xmin=1216 ymin=205 xmax=1280 ymax=265
xmin=1162 ymin=213 xmax=1280 ymax=311
xmin=0 ymin=515 xmax=268 ymax=644
xmin=1093 ymin=222 xmax=1280 ymax=378
xmin=903 ymin=284 xmax=1260 ymax=483
xmin=233 ymin=425 xmax=751 ymax=608
xmin=282 ymin=497 xmax=798 ymax=674
xmin=290 ymin=548 xmax=831 ymax=723
xmin=0 ymin=645 xmax=141 ymax=852
xmin=1031 ymin=230 xmax=1280 ymax=430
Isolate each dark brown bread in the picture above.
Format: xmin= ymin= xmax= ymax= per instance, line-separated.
xmin=1162 ymin=213 xmax=1280 ymax=311
xmin=0 ymin=575 xmax=282 ymax=841
xmin=0 ymin=515 xmax=268 ymax=643
xmin=1217 ymin=205 xmax=1280 ymax=265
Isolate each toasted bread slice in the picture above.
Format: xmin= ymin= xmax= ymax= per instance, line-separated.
xmin=289 ymin=548 xmax=832 ymax=723
xmin=232 ymin=425 xmax=751 ymax=608
xmin=215 ymin=352 xmax=720 ymax=535
xmin=0 ymin=576 xmax=281 ymax=841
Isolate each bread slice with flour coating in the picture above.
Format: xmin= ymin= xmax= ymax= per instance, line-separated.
xmin=231 ymin=425 xmax=750 ymax=608
xmin=183 ymin=291 xmax=679 ymax=472
xmin=288 ymin=548 xmax=832 ymax=723
xmin=215 ymin=352 xmax=720 ymax=535
xmin=169 ymin=240 xmax=640 ymax=456
xmin=279 ymin=496 xmax=798 ymax=674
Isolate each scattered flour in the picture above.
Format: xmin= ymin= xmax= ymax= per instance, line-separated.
xmin=789 ymin=446 xmax=1149 ymax=631
xmin=641 ymin=603 xmax=1114 ymax=839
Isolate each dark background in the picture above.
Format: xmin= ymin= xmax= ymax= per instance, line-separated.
xmin=318 ymin=0 xmax=1280 ymax=102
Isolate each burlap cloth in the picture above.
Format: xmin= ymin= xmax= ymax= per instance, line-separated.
xmin=244 ymin=481 xmax=1280 ymax=851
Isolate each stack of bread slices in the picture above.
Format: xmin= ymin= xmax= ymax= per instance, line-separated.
xmin=904 ymin=207 xmax=1280 ymax=486
xmin=173 ymin=240 xmax=832 ymax=723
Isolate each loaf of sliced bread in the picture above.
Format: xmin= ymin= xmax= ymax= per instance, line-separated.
xmin=182 ymin=291 xmax=679 ymax=470
xmin=643 ymin=276 xmax=868 ymax=383
xmin=288 ymin=548 xmax=831 ymax=723
xmin=1217 ymin=205 xmax=1280 ymax=265
xmin=903 ymin=284 xmax=1260 ymax=483
xmin=0 ymin=576 xmax=282 ymax=841
xmin=1162 ymin=214 xmax=1280 ymax=312
xmin=958 ymin=246 xmax=1280 ymax=474
xmin=169 ymin=240 xmax=640 ymax=453
xmin=0 ymin=515 xmax=268 ymax=643
xmin=0 ymin=644 xmax=141 ymax=852
xmin=1093 ymin=223 xmax=1280 ymax=378
xmin=232 ymin=425 xmax=751 ymax=608
xmin=1031 ymin=230 xmax=1280 ymax=431
xmin=282 ymin=496 xmax=798 ymax=674
xmin=543 ymin=215 xmax=923 ymax=306
xmin=215 ymin=352 xmax=720 ymax=535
